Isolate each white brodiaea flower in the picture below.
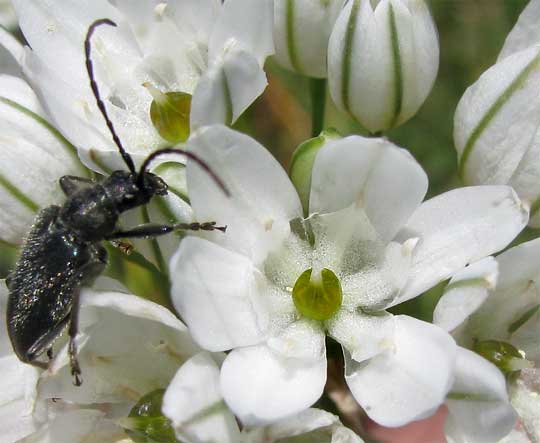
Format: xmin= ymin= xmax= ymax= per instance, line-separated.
xmin=434 ymin=239 xmax=540 ymax=442
xmin=170 ymin=125 xmax=528 ymax=427
xmin=2 ymin=0 xmax=273 ymax=173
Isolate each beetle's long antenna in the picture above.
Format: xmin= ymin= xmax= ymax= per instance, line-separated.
xmin=85 ymin=19 xmax=137 ymax=175
xmin=138 ymin=148 xmax=230 ymax=197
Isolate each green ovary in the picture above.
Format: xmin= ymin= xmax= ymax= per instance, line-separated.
xmin=145 ymin=83 xmax=192 ymax=143
xmin=474 ymin=339 xmax=532 ymax=378
xmin=123 ymin=389 xmax=179 ymax=443
xmin=292 ymin=267 xmax=343 ymax=321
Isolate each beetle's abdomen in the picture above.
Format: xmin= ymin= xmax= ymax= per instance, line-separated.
xmin=7 ymin=206 xmax=96 ymax=361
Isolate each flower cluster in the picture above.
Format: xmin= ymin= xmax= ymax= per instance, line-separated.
xmin=0 ymin=1 xmax=538 ymax=443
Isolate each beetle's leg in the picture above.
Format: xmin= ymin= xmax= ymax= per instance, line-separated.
xmin=5 ymin=272 xmax=12 ymax=289
xmin=105 ymin=221 xmax=226 ymax=240
xmin=109 ymin=239 xmax=134 ymax=255
xmin=67 ymin=245 xmax=107 ymax=387
xmin=68 ymin=287 xmax=83 ymax=387
xmin=59 ymin=175 xmax=95 ymax=196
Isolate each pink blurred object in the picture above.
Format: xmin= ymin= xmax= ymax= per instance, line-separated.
xmin=365 ymin=406 xmax=448 ymax=443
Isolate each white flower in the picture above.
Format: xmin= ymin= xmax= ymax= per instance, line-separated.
xmin=170 ymin=125 xmax=528 ymax=427
xmin=433 ymin=238 xmax=540 ymax=442
xmin=454 ymin=0 xmax=540 ymax=227
xmin=273 ymin=0 xmax=346 ymax=78
xmin=0 ymin=72 xmax=193 ymax=271
xmin=327 ymin=0 xmax=439 ymax=133
xmin=162 ymin=351 xmax=364 ymax=443
xmin=4 ymin=0 xmax=273 ymax=173
xmin=435 ymin=239 xmax=540 ymax=365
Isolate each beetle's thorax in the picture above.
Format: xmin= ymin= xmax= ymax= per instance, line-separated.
xmin=57 ymin=171 xmax=168 ymax=242
xmin=57 ymin=184 xmax=118 ymax=241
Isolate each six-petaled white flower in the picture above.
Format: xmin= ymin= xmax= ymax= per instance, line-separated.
xmin=170 ymin=124 xmax=528 ymax=426
xmin=435 ymin=238 xmax=540 ymax=442
xmin=2 ymin=0 xmax=273 ymax=173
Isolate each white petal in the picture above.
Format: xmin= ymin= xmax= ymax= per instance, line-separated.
xmin=433 ymin=257 xmax=498 ymax=332
xmin=170 ymin=236 xmax=270 ymax=352
xmin=262 ymin=408 xmax=338 ymax=441
xmin=327 ymin=310 xmax=396 ymax=363
xmin=220 ymin=344 xmax=327 ymax=426
xmin=166 ymin=0 xmax=220 ymax=45
xmin=162 ymin=352 xmax=241 ymax=443
xmin=454 ymin=46 xmax=540 ymax=189
xmin=445 ymin=347 xmax=517 ymax=443
xmin=186 ymin=125 xmax=302 ymax=265
xmin=209 ymin=0 xmax=274 ymax=65
xmin=509 ymin=368 xmax=540 ymax=441
xmin=345 ymin=316 xmax=456 ymax=427
xmin=309 ymin=135 xmax=427 ymax=242
xmin=495 ymin=429 xmax=532 ymax=443
xmin=0 ymin=26 xmax=24 ymax=71
xmin=394 ymin=186 xmax=528 ymax=305
xmin=388 ymin=0 xmax=439 ymax=127
xmin=499 ymin=0 xmax=540 ymax=60
xmin=0 ymin=75 xmax=86 ymax=244
xmin=191 ymin=48 xmax=267 ymax=128
xmin=267 ymin=318 xmax=325 ymax=362
xmin=0 ymin=283 xmax=43 ymax=442
xmin=496 ymin=237 xmax=540 ymax=290
xmin=39 ymin=290 xmax=200 ymax=404
xmin=20 ymin=409 xmax=124 ymax=443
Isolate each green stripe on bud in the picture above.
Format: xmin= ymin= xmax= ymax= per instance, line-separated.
xmin=144 ymin=83 xmax=192 ymax=144
xmin=121 ymin=389 xmax=179 ymax=443
xmin=293 ymin=267 xmax=342 ymax=321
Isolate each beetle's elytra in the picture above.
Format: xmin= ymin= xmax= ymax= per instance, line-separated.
xmin=6 ymin=19 xmax=228 ymax=386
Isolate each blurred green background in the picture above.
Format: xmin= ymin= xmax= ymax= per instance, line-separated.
xmin=0 ymin=1 xmax=536 ymax=317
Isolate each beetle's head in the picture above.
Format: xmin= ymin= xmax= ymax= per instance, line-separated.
xmin=106 ymin=170 xmax=168 ymax=212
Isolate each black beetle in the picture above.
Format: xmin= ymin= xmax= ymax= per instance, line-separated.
xmin=6 ymin=19 xmax=228 ymax=386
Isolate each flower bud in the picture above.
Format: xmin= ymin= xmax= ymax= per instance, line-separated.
xmin=328 ymin=0 xmax=439 ymax=133
xmin=273 ymin=0 xmax=346 ymax=78
xmin=289 ymin=128 xmax=341 ymax=216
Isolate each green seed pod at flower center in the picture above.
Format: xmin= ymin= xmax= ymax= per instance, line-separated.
xmin=122 ymin=389 xmax=179 ymax=443
xmin=473 ymin=340 xmax=533 ymax=378
xmin=144 ymin=82 xmax=192 ymax=144
xmin=292 ymin=267 xmax=342 ymax=321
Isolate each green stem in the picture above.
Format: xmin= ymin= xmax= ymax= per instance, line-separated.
xmin=310 ymin=77 xmax=327 ymax=137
